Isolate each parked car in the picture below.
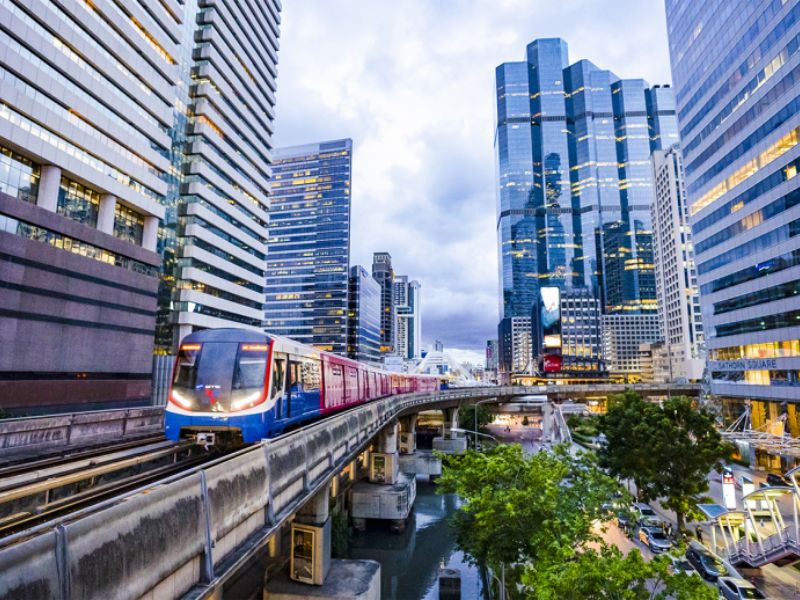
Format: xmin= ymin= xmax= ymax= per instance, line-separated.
xmin=766 ymin=473 xmax=790 ymax=487
xmin=632 ymin=502 xmax=662 ymax=527
xmin=718 ymin=576 xmax=766 ymax=599
xmin=638 ymin=526 xmax=672 ymax=553
xmin=685 ymin=545 xmax=728 ymax=582
xmin=668 ymin=555 xmax=696 ymax=576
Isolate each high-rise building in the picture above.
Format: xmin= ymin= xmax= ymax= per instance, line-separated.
xmin=486 ymin=339 xmax=499 ymax=371
xmin=393 ymin=275 xmax=422 ymax=360
xmin=347 ymin=265 xmax=381 ymax=364
xmin=265 ymin=139 xmax=352 ymax=355
xmin=498 ymin=316 xmax=532 ymax=384
xmin=602 ymin=314 xmax=662 ymax=382
xmin=651 ymin=146 xmax=705 ymax=382
xmin=0 ymin=0 xmax=281 ymax=412
xmin=666 ymin=1 xmax=800 ymax=425
xmin=495 ymin=38 xmax=678 ymax=376
xmin=372 ymin=251 xmax=395 ymax=355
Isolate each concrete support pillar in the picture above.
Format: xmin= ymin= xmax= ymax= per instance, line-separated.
xmin=36 ymin=165 xmax=61 ymax=212
xmin=143 ymin=215 xmax=159 ymax=252
xmin=375 ymin=422 xmax=399 ymax=454
xmin=543 ymin=402 xmax=554 ymax=443
xmin=442 ymin=408 xmax=459 ymax=440
xmin=97 ymin=194 xmax=116 ymax=234
xmin=296 ymin=481 xmax=331 ymax=525
xmin=290 ymin=481 xmax=332 ymax=585
xmin=399 ymin=415 xmax=417 ymax=455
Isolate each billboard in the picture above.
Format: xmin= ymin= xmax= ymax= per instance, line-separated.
xmin=540 ymin=287 xmax=561 ymax=348
xmin=543 ymin=354 xmax=562 ymax=372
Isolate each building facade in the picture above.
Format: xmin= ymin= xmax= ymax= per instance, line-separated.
xmin=666 ymin=0 xmax=800 ymax=437
xmin=372 ymin=251 xmax=396 ymax=355
xmin=393 ymin=275 xmax=422 ymax=360
xmin=265 ymin=139 xmax=352 ymax=354
xmin=602 ymin=314 xmax=662 ymax=382
xmin=498 ymin=316 xmax=532 ymax=383
xmin=347 ymin=265 xmax=381 ymax=364
xmin=0 ymin=0 xmax=281 ymax=412
xmin=495 ymin=38 xmax=678 ymax=377
xmin=651 ymin=146 xmax=705 ymax=382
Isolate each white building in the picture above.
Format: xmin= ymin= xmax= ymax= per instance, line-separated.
xmin=602 ymin=315 xmax=661 ymax=382
xmin=393 ymin=276 xmax=422 ymax=360
xmin=651 ymin=146 xmax=705 ymax=382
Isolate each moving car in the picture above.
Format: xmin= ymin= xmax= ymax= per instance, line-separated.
xmin=717 ymin=577 xmax=766 ymax=599
xmin=638 ymin=526 xmax=672 ymax=553
xmin=668 ymin=556 xmax=696 ymax=576
xmin=685 ymin=545 xmax=728 ymax=582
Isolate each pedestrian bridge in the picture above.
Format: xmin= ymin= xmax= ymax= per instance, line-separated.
xmin=702 ymin=473 xmax=800 ymax=568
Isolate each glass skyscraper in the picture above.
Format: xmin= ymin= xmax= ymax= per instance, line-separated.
xmin=394 ymin=275 xmax=422 ymax=360
xmin=495 ymin=38 xmax=678 ymax=378
xmin=347 ymin=265 xmax=382 ymax=364
xmin=265 ymin=139 xmax=352 ymax=354
xmin=372 ymin=251 xmax=396 ymax=355
xmin=666 ymin=1 xmax=800 ymax=431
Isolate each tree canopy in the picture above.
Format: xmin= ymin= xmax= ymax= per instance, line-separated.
xmin=438 ymin=443 xmax=714 ymax=599
xmin=598 ymin=392 xmax=731 ymax=532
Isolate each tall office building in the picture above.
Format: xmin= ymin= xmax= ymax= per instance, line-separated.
xmin=651 ymin=146 xmax=705 ymax=382
xmin=666 ymin=1 xmax=800 ymax=428
xmin=347 ymin=265 xmax=381 ymax=364
xmin=495 ymin=38 xmax=678 ymax=377
xmin=0 ymin=0 xmax=280 ymax=412
xmin=265 ymin=139 xmax=352 ymax=355
xmin=498 ymin=316 xmax=532 ymax=384
xmin=393 ymin=275 xmax=422 ymax=360
xmin=372 ymin=251 xmax=396 ymax=355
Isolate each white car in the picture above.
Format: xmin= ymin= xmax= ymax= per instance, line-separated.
xmin=717 ymin=577 xmax=766 ymax=599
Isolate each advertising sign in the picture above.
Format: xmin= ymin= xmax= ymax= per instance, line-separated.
xmin=543 ymin=354 xmax=562 ymax=373
xmin=722 ymin=468 xmax=737 ymax=510
xmin=540 ymin=287 xmax=561 ymax=348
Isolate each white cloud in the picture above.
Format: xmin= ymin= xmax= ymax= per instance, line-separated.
xmin=272 ymin=0 xmax=672 ymax=354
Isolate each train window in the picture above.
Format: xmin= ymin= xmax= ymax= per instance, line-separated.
xmin=271 ymin=357 xmax=286 ymax=401
xmin=301 ymin=359 xmax=321 ymax=390
xmin=173 ymin=345 xmax=200 ymax=388
xmin=233 ymin=344 xmax=268 ymax=391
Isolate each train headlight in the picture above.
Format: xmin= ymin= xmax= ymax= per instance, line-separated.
xmin=170 ymin=389 xmax=193 ymax=409
xmin=231 ymin=391 xmax=262 ymax=411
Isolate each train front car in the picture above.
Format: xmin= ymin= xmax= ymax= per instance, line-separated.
xmin=165 ymin=329 xmax=274 ymax=445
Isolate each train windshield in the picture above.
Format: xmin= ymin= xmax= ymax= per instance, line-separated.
xmin=171 ymin=342 xmax=269 ymax=411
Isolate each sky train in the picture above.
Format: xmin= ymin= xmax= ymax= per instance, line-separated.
xmin=165 ymin=329 xmax=440 ymax=445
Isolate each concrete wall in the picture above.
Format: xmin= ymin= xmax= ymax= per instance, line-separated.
xmin=0 ymin=407 xmax=163 ymax=460
xmin=0 ymin=192 xmax=160 ymax=413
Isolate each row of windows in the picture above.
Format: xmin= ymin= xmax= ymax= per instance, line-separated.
xmin=176 ymin=257 xmax=264 ymax=295
xmin=712 ymin=340 xmax=800 ymax=360
xmin=676 ymin=0 xmax=790 ymax=118
xmin=712 ymin=370 xmax=800 ymax=386
xmin=716 ymin=308 xmax=800 ymax=338
xmin=684 ymin=33 xmax=800 ymax=157
xmin=697 ymin=218 xmax=800 ymax=275
xmin=182 ymin=215 xmax=265 ymax=260
xmin=57 ymin=178 xmax=99 ymax=227
xmin=695 ymin=184 xmax=800 ymax=255
xmin=695 ymin=155 xmax=800 ymax=234
xmin=714 ymin=279 xmax=800 ymax=315
xmin=114 ymin=203 xmax=144 ymax=245
xmin=173 ymin=301 xmax=262 ymax=328
xmin=688 ymin=95 xmax=800 ymax=201
xmin=0 ymin=213 xmax=157 ymax=276
xmin=0 ymin=145 xmax=38 ymax=203
xmin=702 ymin=248 xmax=800 ymax=296
xmin=179 ymin=280 xmax=263 ymax=311
xmin=184 ymin=237 xmax=264 ymax=278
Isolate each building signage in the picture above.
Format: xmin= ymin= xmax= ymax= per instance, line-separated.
xmin=722 ymin=469 xmax=737 ymax=510
xmin=540 ymin=287 xmax=561 ymax=349
xmin=710 ymin=359 xmax=778 ymax=371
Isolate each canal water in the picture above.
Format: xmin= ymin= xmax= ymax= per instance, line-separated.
xmin=348 ymin=477 xmax=486 ymax=599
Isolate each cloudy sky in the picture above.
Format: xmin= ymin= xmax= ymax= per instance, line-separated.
xmin=272 ymin=0 xmax=673 ymax=363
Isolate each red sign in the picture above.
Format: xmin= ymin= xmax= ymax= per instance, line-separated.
xmin=543 ymin=354 xmax=562 ymax=372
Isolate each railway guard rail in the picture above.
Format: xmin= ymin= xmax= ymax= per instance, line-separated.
xmin=0 ymin=407 xmax=164 ymax=461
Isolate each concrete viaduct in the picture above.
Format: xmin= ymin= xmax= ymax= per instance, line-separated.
xmin=0 ymin=384 xmax=698 ymax=600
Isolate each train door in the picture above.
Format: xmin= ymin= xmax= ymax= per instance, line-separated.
xmin=271 ymin=354 xmax=287 ymax=420
xmin=287 ymin=359 xmax=302 ymax=417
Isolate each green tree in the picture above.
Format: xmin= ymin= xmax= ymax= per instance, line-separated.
xmin=598 ymin=392 xmax=730 ymax=532
xmin=438 ymin=443 xmax=713 ymax=599
xmin=459 ymin=403 xmax=493 ymax=432
xmin=525 ymin=545 xmax=716 ymax=600
xmin=597 ymin=390 xmax=660 ymax=500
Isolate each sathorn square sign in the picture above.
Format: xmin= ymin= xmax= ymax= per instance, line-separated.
xmin=710 ymin=358 xmax=779 ymax=371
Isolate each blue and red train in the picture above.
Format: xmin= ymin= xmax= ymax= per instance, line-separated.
xmin=165 ymin=328 xmax=439 ymax=445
